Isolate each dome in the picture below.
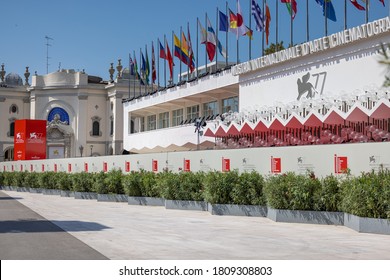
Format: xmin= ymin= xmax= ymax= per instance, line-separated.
xmin=121 ymin=67 xmax=135 ymax=80
xmin=5 ymin=73 xmax=23 ymax=86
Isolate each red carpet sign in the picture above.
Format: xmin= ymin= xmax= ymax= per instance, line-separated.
xmin=14 ymin=120 xmax=47 ymax=160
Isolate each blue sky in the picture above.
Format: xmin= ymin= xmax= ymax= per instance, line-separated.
xmin=1 ymin=0 xmax=389 ymax=82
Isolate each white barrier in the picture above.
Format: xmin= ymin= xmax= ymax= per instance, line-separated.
xmin=1 ymin=142 xmax=389 ymax=177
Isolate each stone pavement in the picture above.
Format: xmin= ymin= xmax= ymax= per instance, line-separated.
xmin=1 ymin=190 xmax=390 ymax=260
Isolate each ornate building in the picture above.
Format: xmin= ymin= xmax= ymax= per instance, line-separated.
xmin=0 ymin=60 xmax=137 ymax=161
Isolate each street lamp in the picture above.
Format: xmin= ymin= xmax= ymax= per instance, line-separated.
xmin=194 ymin=118 xmax=206 ymax=150
xmin=90 ymin=145 xmax=93 ymax=156
xmin=79 ymin=145 xmax=84 ymax=157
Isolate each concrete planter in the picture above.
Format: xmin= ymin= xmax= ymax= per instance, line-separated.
xmin=74 ymin=192 xmax=98 ymax=200
xmin=128 ymin=196 xmax=165 ymax=206
xmin=41 ymin=189 xmax=61 ymax=196
xmin=97 ymin=194 xmax=128 ymax=203
xmin=208 ymin=204 xmax=268 ymax=217
xmin=16 ymin=187 xmax=30 ymax=192
xmin=344 ymin=213 xmax=390 ymax=235
xmin=60 ymin=190 xmax=75 ymax=197
xmin=165 ymin=200 xmax=208 ymax=211
xmin=2 ymin=186 xmax=18 ymax=191
xmin=29 ymin=188 xmax=43 ymax=194
xmin=267 ymin=208 xmax=344 ymax=225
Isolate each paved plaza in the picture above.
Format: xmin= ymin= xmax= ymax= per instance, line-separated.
xmin=1 ymin=190 xmax=390 ymax=260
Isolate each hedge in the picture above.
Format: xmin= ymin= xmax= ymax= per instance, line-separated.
xmin=1 ymin=169 xmax=389 ymax=219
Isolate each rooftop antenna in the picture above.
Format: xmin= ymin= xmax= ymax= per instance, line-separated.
xmin=45 ymin=36 xmax=53 ymax=74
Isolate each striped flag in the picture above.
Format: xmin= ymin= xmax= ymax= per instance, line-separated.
xmin=281 ymin=0 xmax=297 ymax=19
xmin=251 ymin=0 xmax=264 ymax=32
xmin=349 ymin=0 xmax=365 ymax=10
xmin=151 ymin=42 xmax=156 ymax=83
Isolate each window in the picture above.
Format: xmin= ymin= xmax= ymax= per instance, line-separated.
xmin=92 ymin=121 xmax=100 ymax=136
xmin=172 ymin=109 xmax=184 ymax=126
xmin=159 ymin=112 xmax=169 ymax=129
xmin=90 ymin=116 xmax=102 ymax=137
xmin=9 ymin=122 xmax=15 ymax=137
xmin=222 ymin=97 xmax=239 ymax=113
xmin=186 ymin=105 xmax=199 ymax=120
xmin=140 ymin=117 xmax=145 ymax=132
xmin=10 ymin=104 xmax=18 ymax=114
xmin=203 ymin=101 xmax=218 ymax=117
xmin=147 ymin=115 xmax=157 ymax=131
xmin=110 ymin=116 xmax=114 ymax=136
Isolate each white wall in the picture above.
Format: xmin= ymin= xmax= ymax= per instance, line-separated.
xmin=2 ymin=142 xmax=389 ymax=178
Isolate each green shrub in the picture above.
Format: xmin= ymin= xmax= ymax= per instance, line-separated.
xmin=0 ymin=172 xmax=3 ymax=186
xmin=11 ymin=172 xmax=25 ymax=188
xmin=123 ymin=171 xmax=143 ymax=196
xmin=231 ymin=171 xmax=266 ymax=205
xmin=264 ymin=172 xmax=319 ymax=210
xmin=314 ymin=175 xmax=342 ymax=212
xmin=38 ymin=171 xmax=58 ymax=189
xmin=140 ymin=171 xmax=160 ymax=197
xmin=92 ymin=171 xmax=108 ymax=194
xmin=204 ymin=170 xmax=240 ymax=204
xmin=1 ymin=172 xmax=11 ymax=186
xmin=22 ymin=172 xmax=40 ymax=188
xmin=158 ymin=171 xmax=205 ymax=201
xmin=55 ymin=172 xmax=73 ymax=191
xmin=104 ymin=169 xmax=124 ymax=194
xmin=71 ymin=172 xmax=94 ymax=192
xmin=341 ymin=169 xmax=390 ymax=219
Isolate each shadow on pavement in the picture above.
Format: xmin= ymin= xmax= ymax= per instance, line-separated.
xmin=0 ymin=219 xmax=111 ymax=233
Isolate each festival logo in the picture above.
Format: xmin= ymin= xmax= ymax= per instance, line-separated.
xmin=334 ymin=154 xmax=348 ymax=174
xmin=271 ymin=156 xmax=282 ymax=173
xmin=222 ymin=157 xmax=231 ymax=172
xmin=297 ymin=71 xmax=327 ymax=101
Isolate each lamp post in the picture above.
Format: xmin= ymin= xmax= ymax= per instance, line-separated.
xmin=194 ymin=118 xmax=206 ymax=150
xmin=90 ymin=145 xmax=93 ymax=157
xmin=79 ymin=145 xmax=84 ymax=157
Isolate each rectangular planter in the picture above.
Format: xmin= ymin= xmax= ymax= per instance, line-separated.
xmin=74 ymin=192 xmax=98 ymax=200
xmin=209 ymin=204 xmax=268 ymax=217
xmin=97 ymin=194 xmax=128 ymax=203
xmin=128 ymin=196 xmax=165 ymax=206
xmin=41 ymin=189 xmax=61 ymax=196
xmin=344 ymin=213 xmax=390 ymax=235
xmin=60 ymin=190 xmax=75 ymax=197
xmin=165 ymin=200 xmax=208 ymax=211
xmin=16 ymin=187 xmax=30 ymax=192
xmin=267 ymin=208 xmax=344 ymax=225
xmin=29 ymin=188 xmax=43 ymax=194
xmin=2 ymin=186 xmax=17 ymax=191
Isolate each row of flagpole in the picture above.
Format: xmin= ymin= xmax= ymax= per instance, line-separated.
xmin=127 ymin=0 xmax=388 ymax=99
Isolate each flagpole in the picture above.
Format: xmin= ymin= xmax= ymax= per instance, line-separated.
xmin=133 ymin=50 xmax=136 ymax=98
xmin=163 ymin=35 xmax=167 ymax=88
xmin=290 ymin=0 xmax=293 ymax=47
xmin=172 ymin=30 xmax=175 ymax=85
xmin=249 ymin=0 xmax=252 ymax=60
xmin=128 ymin=53 xmax=131 ymax=99
xmin=306 ymin=0 xmax=309 ymax=42
xmin=365 ymin=0 xmax=368 ymax=24
xmin=236 ymin=1 xmax=240 ymax=64
xmin=156 ymin=40 xmax=160 ymax=91
xmin=226 ymin=1 xmax=229 ymax=67
xmin=344 ymin=0 xmax=347 ymax=30
xmin=196 ymin=17 xmax=199 ymax=78
xmin=179 ymin=27 xmax=183 ymax=83
xmin=276 ymin=0 xmax=278 ymax=52
xmin=262 ymin=0 xmax=265 ymax=56
xmin=187 ymin=22 xmax=190 ymax=80
xmin=325 ymin=0 xmax=328 ymax=36
xmin=139 ymin=49 xmax=142 ymax=97
xmin=145 ymin=44 xmax=148 ymax=95
xmin=216 ymin=7 xmax=219 ymax=71
xmin=205 ymin=12 xmax=208 ymax=74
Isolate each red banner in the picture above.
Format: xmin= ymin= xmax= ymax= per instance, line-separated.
xmin=334 ymin=154 xmax=348 ymax=174
xmin=222 ymin=158 xmax=231 ymax=172
xmin=125 ymin=161 xmax=131 ymax=172
xmin=14 ymin=120 xmax=47 ymax=160
xmin=103 ymin=162 xmax=108 ymax=172
xmin=152 ymin=160 xmax=158 ymax=172
xmin=84 ymin=163 xmax=88 ymax=172
xmin=184 ymin=159 xmax=191 ymax=172
xmin=68 ymin=163 xmax=72 ymax=173
xmin=54 ymin=163 xmax=57 ymax=172
xmin=271 ymin=157 xmax=282 ymax=174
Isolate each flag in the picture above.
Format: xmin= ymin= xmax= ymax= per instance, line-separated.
xmin=349 ymin=0 xmax=365 ymax=10
xmin=133 ymin=55 xmax=144 ymax=85
xmin=379 ymin=0 xmax=385 ymax=6
xmin=229 ymin=9 xmax=238 ymax=29
xmin=174 ymin=32 xmax=194 ymax=68
xmin=207 ymin=16 xmax=227 ymax=59
xmin=165 ymin=38 xmax=174 ymax=81
xmin=219 ymin=10 xmax=229 ymax=32
xmin=281 ymin=0 xmax=297 ymax=19
xmin=187 ymin=25 xmax=195 ymax=73
xmin=145 ymin=47 xmax=150 ymax=85
xmin=236 ymin=0 xmax=248 ymax=37
xmin=251 ymin=0 xmax=265 ymax=32
xmin=159 ymin=39 xmax=167 ymax=59
xmin=265 ymin=3 xmax=271 ymax=45
xmin=315 ymin=0 xmax=337 ymax=21
xmin=199 ymin=18 xmax=216 ymax=61
xmin=129 ymin=55 xmax=135 ymax=76
xmin=141 ymin=50 xmax=147 ymax=84
xmin=245 ymin=26 xmax=254 ymax=39
xmin=174 ymin=33 xmax=183 ymax=61
xmin=151 ymin=42 xmax=156 ymax=83
xmin=182 ymin=31 xmax=195 ymax=71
